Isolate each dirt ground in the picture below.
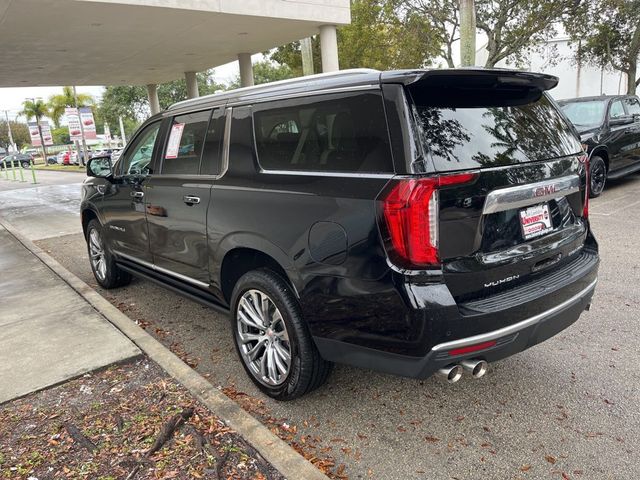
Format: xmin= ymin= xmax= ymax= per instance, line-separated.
xmin=0 ymin=359 xmax=283 ymax=480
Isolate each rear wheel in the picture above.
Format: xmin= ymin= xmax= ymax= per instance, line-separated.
xmin=589 ymin=155 xmax=607 ymax=198
xmin=86 ymin=219 xmax=131 ymax=289
xmin=230 ymin=269 xmax=332 ymax=400
xmin=21 ymin=161 xmax=30 ymax=169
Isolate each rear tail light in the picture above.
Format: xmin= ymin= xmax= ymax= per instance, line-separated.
xmin=380 ymin=172 xmax=477 ymax=268
xmin=579 ymin=153 xmax=589 ymax=219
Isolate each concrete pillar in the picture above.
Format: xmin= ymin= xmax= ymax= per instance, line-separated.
xmin=238 ymin=53 xmax=254 ymax=87
xmin=147 ymin=83 xmax=160 ymax=115
xmin=319 ymin=25 xmax=339 ymax=72
xmin=185 ymin=71 xmax=199 ymax=98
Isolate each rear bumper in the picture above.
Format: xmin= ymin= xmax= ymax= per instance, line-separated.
xmin=314 ymin=257 xmax=598 ymax=379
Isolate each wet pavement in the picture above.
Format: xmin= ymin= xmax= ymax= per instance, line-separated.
xmin=1 ymin=171 xmax=639 ymax=479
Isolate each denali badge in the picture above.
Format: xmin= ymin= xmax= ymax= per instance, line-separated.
xmin=534 ymin=184 xmax=557 ymax=197
xmin=484 ymin=274 xmax=520 ymax=288
xmin=109 ymin=225 xmax=126 ymax=232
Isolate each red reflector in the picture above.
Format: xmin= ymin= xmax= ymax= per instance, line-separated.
xmin=579 ymin=154 xmax=589 ymax=219
xmin=448 ymin=340 xmax=496 ymax=356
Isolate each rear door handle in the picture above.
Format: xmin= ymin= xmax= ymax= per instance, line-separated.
xmin=130 ymin=191 xmax=144 ymax=198
xmin=183 ymin=195 xmax=201 ymax=205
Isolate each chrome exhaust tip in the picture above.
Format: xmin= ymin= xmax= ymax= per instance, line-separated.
xmin=438 ymin=364 xmax=463 ymax=383
xmin=461 ymin=359 xmax=488 ymax=379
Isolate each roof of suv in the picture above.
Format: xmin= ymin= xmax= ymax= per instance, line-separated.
xmin=166 ymin=67 xmax=559 ymax=115
xmin=558 ymin=94 xmax=632 ymax=104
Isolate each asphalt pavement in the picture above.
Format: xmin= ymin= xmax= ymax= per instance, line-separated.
xmin=1 ymin=170 xmax=638 ymax=479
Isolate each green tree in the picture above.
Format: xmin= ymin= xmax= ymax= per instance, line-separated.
xmin=51 ymin=127 xmax=71 ymax=145
xmin=269 ymin=0 xmax=440 ymax=73
xmin=21 ymin=99 xmax=50 ymax=156
xmin=48 ymin=86 xmax=94 ymax=128
xmin=227 ymin=60 xmax=295 ymax=89
xmin=0 ymin=121 xmax=30 ymax=150
xmin=406 ymin=0 xmax=578 ymax=68
xmin=98 ymin=71 xmax=225 ymax=139
xmin=565 ymin=0 xmax=640 ymax=95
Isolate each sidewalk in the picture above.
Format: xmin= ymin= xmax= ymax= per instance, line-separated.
xmin=0 ymin=224 xmax=141 ymax=404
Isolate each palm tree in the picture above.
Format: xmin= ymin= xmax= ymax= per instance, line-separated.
xmin=48 ymin=86 xmax=93 ymax=128
xmin=21 ymin=98 xmax=50 ymax=158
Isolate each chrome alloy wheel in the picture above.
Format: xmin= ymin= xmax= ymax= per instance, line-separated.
xmin=236 ymin=289 xmax=292 ymax=386
xmin=89 ymin=228 xmax=107 ymax=282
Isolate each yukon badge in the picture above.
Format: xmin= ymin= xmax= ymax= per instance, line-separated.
xmin=484 ymin=274 xmax=520 ymax=288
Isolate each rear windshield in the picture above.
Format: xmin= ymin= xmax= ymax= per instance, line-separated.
xmin=411 ymin=93 xmax=582 ymax=172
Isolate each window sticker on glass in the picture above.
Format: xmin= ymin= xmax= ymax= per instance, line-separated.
xmin=165 ymin=123 xmax=185 ymax=159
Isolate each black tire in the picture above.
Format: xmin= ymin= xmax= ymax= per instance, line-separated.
xmin=230 ymin=269 xmax=332 ymax=400
xmin=21 ymin=161 xmax=30 ymax=169
xmin=589 ymin=155 xmax=607 ymax=198
xmin=86 ymin=219 xmax=131 ymax=289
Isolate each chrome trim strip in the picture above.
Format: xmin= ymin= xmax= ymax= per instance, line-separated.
xmin=259 ymin=169 xmax=394 ymax=179
xmin=431 ymin=278 xmax=597 ymax=352
xmin=115 ymin=251 xmax=210 ymax=288
xmin=483 ymin=174 xmax=581 ymax=214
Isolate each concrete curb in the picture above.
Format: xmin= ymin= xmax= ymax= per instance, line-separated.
xmin=0 ymin=219 xmax=328 ymax=480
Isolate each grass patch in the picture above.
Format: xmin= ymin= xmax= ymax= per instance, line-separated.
xmin=33 ymin=164 xmax=86 ymax=172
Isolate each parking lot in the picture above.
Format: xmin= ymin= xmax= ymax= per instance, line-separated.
xmin=1 ymin=171 xmax=639 ymax=479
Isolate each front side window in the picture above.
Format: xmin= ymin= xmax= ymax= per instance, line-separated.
xmin=120 ymin=121 xmax=160 ymax=176
xmin=560 ymin=100 xmax=607 ymax=129
xmin=161 ymin=110 xmax=211 ymax=175
xmin=609 ymin=100 xmax=625 ymax=119
xmin=253 ymin=92 xmax=393 ymax=173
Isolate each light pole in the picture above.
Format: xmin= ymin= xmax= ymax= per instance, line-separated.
xmin=3 ymin=110 xmax=16 ymax=152
xmin=459 ymin=0 xmax=477 ymax=67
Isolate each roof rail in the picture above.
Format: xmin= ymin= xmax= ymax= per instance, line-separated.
xmin=168 ymin=68 xmax=380 ymax=111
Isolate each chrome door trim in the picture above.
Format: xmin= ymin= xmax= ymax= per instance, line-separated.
xmin=431 ymin=279 xmax=597 ymax=352
xmin=115 ymin=251 xmax=209 ymax=288
xmin=482 ymin=174 xmax=581 ymax=214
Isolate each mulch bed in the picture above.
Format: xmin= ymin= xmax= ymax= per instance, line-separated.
xmin=0 ymin=359 xmax=283 ymax=480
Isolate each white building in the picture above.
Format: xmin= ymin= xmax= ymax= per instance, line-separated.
xmin=476 ymin=35 xmax=630 ymax=100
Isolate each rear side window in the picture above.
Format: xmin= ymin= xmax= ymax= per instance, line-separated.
xmin=253 ymin=92 xmax=393 ymax=173
xmin=609 ymin=100 xmax=625 ymax=118
xmin=162 ymin=110 xmax=210 ymax=175
xmin=410 ymin=92 xmax=582 ymax=172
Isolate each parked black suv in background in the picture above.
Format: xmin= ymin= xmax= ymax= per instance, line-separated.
xmin=1 ymin=153 xmax=34 ymax=169
xmin=558 ymin=95 xmax=640 ymax=197
xmin=82 ymin=69 xmax=598 ymax=400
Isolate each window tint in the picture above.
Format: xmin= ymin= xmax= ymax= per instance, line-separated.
xmin=200 ymin=108 xmax=226 ymax=175
xmin=624 ymin=97 xmax=640 ymax=116
xmin=609 ymin=100 xmax=625 ymax=118
xmin=412 ymin=93 xmax=582 ymax=172
xmin=162 ymin=111 xmax=210 ymax=175
xmin=253 ymin=92 xmax=393 ymax=173
xmin=120 ymin=121 xmax=160 ymax=176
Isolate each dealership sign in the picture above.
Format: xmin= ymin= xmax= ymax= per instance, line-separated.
xmin=66 ymin=107 xmax=97 ymax=140
xmin=28 ymin=121 xmax=53 ymax=147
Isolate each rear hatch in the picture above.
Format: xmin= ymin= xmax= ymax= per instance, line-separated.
xmin=405 ymin=69 xmax=590 ymax=302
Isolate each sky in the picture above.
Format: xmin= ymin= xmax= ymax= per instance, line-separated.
xmin=0 ymin=59 xmax=243 ymax=122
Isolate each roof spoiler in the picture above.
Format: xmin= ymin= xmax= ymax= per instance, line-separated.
xmin=381 ymin=68 xmax=558 ymax=92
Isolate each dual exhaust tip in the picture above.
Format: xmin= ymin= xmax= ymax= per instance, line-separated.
xmin=438 ymin=359 xmax=488 ymax=383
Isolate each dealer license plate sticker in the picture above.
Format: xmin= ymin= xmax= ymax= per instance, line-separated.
xmin=519 ymin=203 xmax=552 ymax=240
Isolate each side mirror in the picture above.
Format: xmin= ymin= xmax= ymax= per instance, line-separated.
xmin=609 ymin=115 xmax=634 ymax=126
xmin=86 ymin=155 xmax=113 ymax=178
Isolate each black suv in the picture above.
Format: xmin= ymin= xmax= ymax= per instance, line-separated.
xmin=82 ymin=69 xmax=599 ymax=400
xmin=558 ymin=95 xmax=640 ymax=197
xmin=1 ymin=153 xmax=33 ymax=169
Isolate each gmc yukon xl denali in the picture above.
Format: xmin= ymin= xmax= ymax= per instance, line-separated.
xmin=82 ymin=69 xmax=599 ymax=400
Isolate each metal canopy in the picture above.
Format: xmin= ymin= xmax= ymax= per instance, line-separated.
xmin=0 ymin=0 xmax=350 ymax=87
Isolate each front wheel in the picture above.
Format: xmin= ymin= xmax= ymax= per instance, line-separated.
xmin=230 ymin=269 xmax=332 ymax=400
xmin=21 ymin=161 xmax=30 ymax=169
xmin=86 ymin=219 xmax=131 ymax=289
xmin=589 ymin=155 xmax=607 ymax=198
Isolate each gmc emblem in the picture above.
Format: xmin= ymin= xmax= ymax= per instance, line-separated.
xmin=534 ymin=185 xmax=557 ymax=197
